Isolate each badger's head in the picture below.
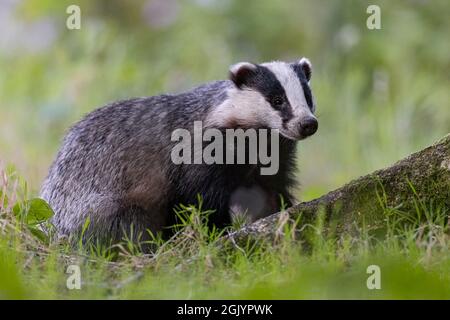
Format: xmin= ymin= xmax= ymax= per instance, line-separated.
xmin=208 ymin=59 xmax=318 ymax=140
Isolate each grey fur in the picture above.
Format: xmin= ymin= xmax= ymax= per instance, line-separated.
xmin=41 ymin=81 xmax=230 ymax=244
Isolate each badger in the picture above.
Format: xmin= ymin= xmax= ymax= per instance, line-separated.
xmin=40 ymin=58 xmax=318 ymax=248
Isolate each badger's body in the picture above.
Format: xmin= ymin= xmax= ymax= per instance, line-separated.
xmin=40 ymin=59 xmax=318 ymax=247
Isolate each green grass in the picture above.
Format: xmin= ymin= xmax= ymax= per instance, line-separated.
xmin=0 ymin=169 xmax=449 ymax=299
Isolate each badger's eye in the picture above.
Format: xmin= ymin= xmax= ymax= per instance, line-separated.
xmin=272 ymin=96 xmax=284 ymax=107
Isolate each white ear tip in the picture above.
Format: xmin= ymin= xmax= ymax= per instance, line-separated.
xmin=299 ymin=57 xmax=312 ymax=67
xmin=229 ymin=62 xmax=257 ymax=75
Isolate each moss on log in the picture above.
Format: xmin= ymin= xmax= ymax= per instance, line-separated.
xmin=226 ymin=134 xmax=450 ymax=245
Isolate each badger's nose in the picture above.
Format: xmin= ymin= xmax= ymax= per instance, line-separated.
xmin=300 ymin=117 xmax=318 ymax=137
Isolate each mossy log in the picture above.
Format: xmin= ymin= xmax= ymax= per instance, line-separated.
xmin=226 ymin=134 xmax=450 ymax=245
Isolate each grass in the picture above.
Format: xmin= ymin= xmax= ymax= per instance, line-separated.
xmin=0 ymin=166 xmax=449 ymax=299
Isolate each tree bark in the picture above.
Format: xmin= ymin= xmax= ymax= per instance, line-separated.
xmin=225 ymin=134 xmax=450 ymax=245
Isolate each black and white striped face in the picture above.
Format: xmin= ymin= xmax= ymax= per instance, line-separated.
xmin=211 ymin=59 xmax=318 ymax=140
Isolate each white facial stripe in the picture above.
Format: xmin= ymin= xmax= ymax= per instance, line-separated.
xmin=262 ymin=61 xmax=311 ymax=117
xmin=205 ymin=87 xmax=282 ymax=129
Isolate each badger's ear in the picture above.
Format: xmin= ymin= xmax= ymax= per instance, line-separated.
xmin=297 ymin=57 xmax=312 ymax=82
xmin=229 ymin=62 xmax=257 ymax=89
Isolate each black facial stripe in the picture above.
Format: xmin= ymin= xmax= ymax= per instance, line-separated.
xmin=242 ymin=65 xmax=293 ymax=122
xmin=291 ymin=64 xmax=314 ymax=111
xmin=301 ymin=82 xmax=313 ymax=110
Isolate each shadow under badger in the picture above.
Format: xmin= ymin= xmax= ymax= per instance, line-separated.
xmin=40 ymin=58 xmax=318 ymax=248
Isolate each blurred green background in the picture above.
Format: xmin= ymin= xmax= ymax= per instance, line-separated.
xmin=0 ymin=0 xmax=449 ymax=201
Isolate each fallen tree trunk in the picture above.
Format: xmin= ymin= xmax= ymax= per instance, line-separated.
xmin=226 ymin=134 xmax=450 ymax=245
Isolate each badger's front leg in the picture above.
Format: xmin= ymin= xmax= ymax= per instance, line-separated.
xmin=168 ymin=164 xmax=232 ymax=231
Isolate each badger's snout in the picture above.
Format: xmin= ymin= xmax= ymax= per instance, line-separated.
xmin=299 ymin=116 xmax=318 ymax=138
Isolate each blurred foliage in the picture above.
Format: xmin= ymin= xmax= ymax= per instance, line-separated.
xmin=0 ymin=0 xmax=449 ymax=200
